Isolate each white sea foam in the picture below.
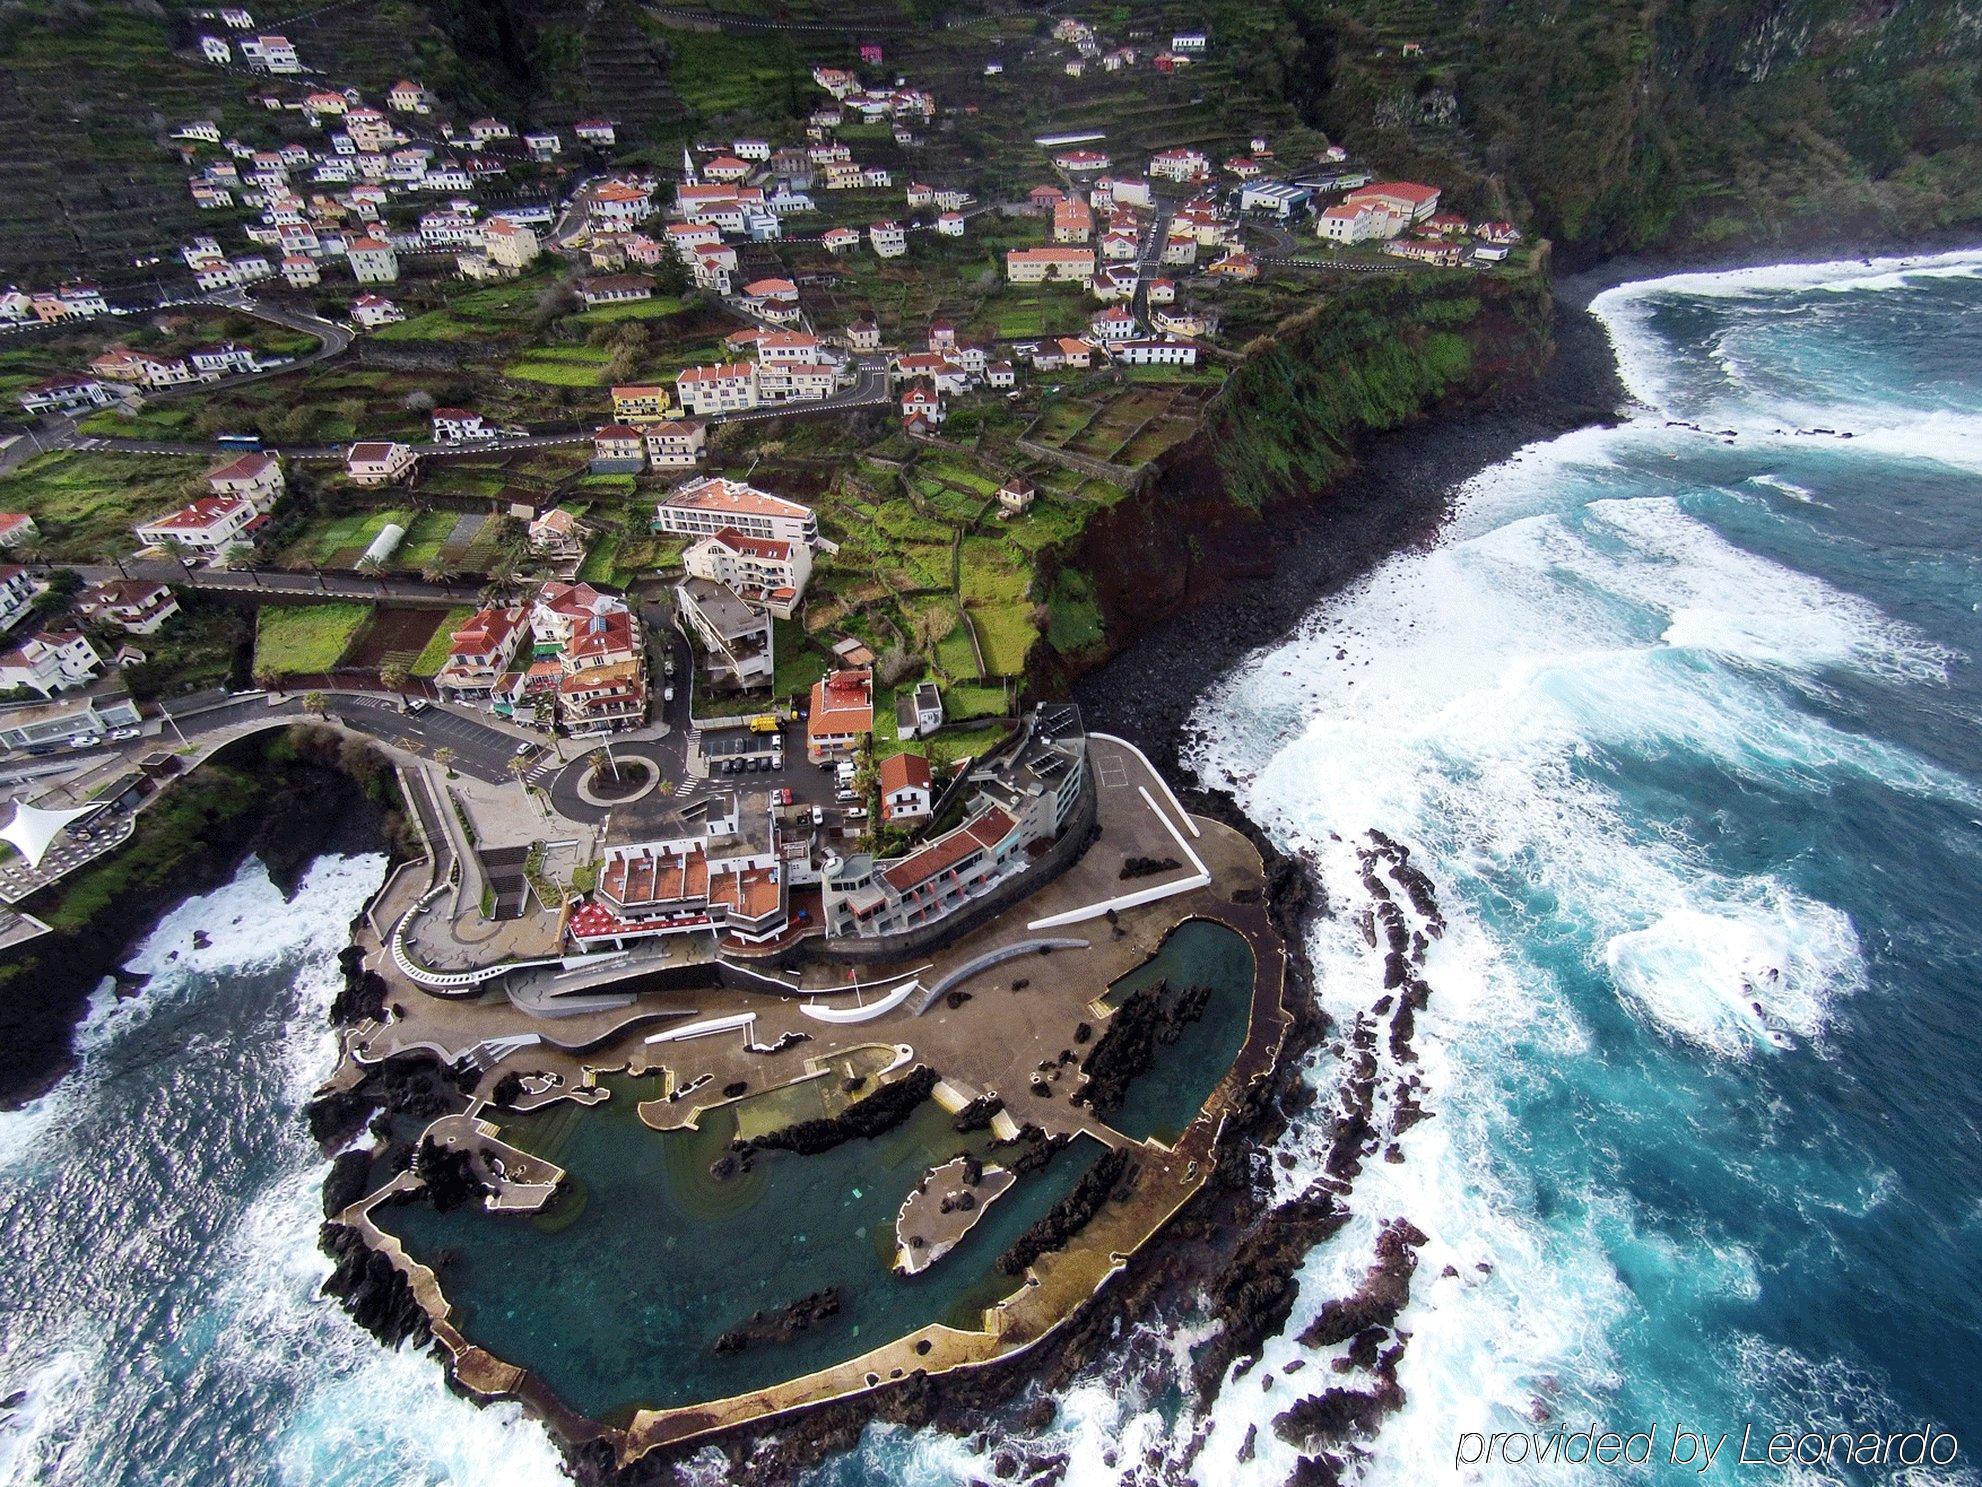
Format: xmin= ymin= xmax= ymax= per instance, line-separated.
xmin=1154 ymin=255 xmax=1981 ymax=1483
xmin=0 ymin=1343 xmax=97 ymax=1487
xmin=0 ymin=850 xmax=568 ymax=1487
xmin=1748 ymin=473 xmax=1822 ymax=505
xmin=1590 ymin=248 xmax=1982 ymax=437
xmin=1594 ymin=248 xmax=1982 ymax=315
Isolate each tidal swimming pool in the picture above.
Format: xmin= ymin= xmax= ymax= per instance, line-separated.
xmin=378 ymin=1075 xmax=1102 ymax=1424
xmin=1096 ymin=918 xmax=1257 ymax=1145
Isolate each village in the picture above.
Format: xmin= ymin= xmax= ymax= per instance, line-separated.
xmin=0 ymin=0 xmax=1531 ymax=937
xmin=0 ymin=1 xmax=1525 ymax=1455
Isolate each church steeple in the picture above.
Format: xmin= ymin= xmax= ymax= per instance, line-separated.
xmin=681 ymin=144 xmax=697 ymax=184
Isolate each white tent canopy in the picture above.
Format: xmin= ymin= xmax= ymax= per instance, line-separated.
xmin=1 ymin=799 xmax=102 ymax=872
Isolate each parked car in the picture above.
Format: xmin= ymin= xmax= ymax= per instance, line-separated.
xmin=845 ymin=806 xmax=868 ymax=821
xmin=110 ymin=727 xmax=140 ymax=741
xmin=811 ymin=805 xmax=824 ymax=826
xmin=513 ymin=741 xmax=532 ymax=757
xmin=67 ymin=735 xmax=97 ymax=749
xmin=407 ymin=699 xmax=429 ymax=713
xmin=776 ymin=788 xmax=793 ymax=806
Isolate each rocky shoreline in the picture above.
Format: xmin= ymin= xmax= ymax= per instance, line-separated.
xmin=1072 ymin=291 xmax=1625 ymax=780
xmin=0 ymin=728 xmax=404 ymax=1111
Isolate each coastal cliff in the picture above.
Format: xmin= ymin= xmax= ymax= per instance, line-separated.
xmin=1037 ymin=271 xmax=1558 ymax=690
xmin=0 ymin=727 xmax=407 ymax=1110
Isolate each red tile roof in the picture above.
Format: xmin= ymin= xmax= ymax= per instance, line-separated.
xmin=205 ymin=451 xmax=276 ymax=483
xmin=879 ymin=751 xmax=932 ymax=794
xmin=807 ymin=667 xmax=873 ymax=742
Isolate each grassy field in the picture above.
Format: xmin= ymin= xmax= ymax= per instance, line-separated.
xmin=371 ymin=275 xmax=557 ymax=343
xmin=280 ymin=508 xmax=415 ymax=569
xmin=0 ymin=452 xmax=202 ymax=560
xmin=502 ymin=346 xmax=616 ymax=387
xmin=411 ymin=607 xmax=475 ymax=677
xmin=252 ymin=603 xmax=372 ymax=679
xmin=572 ymin=296 xmax=690 ymax=326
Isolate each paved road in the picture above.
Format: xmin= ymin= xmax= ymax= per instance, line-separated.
xmin=150 ymin=292 xmax=354 ymax=401
xmin=1132 ymin=196 xmax=1177 ymax=325
xmin=2 ymin=686 xmax=538 ymax=788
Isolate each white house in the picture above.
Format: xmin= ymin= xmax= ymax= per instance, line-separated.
xmin=997 ymin=476 xmax=1036 ymax=516
xmin=656 ymin=477 xmax=817 ymax=547
xmin=0 ymin=631 xmax=102 ymax=696
xmin=431 ymin=408 xmax=495 ymax=443
xmin=1316 ymin=201 xmax=1393 ymax=243
xmin=345 ymin=441 xmax=417 ymax=486
xmin=349 ymin=292 xmax=403 ymax=328
xmin=895 ymin=679 xmax=945 ymax=740
xmin=75 ymin=580 xmax=180 ymax=636
xmin=675 ymin=362 xmax=759 ymax=417
xmin=0 ymin=565 xmax=33 ymax=632
xmin=682 ymin=527 xmax=813 ymax=619
xmin=1005 ymin=246 xmax=1094 ymax=284
xmin=205 ymin=451 xmax=284 ymax=507
xmin=239 ymin=34 xmax=300 ymax=72
xmin=578 ymin=274 xmax=654 ymax=306
xmin=347 ymin=235 xmax=398 ymax=282
xmin=135 ymin=495 xmax=265 ymax=558
xmin=879 ymin=750 xmax=934 ymax=823
xmin=644 ymin=419 xmax=707 ymax=469
xmin=1111 ymin=336 xmax=1198 ymax=366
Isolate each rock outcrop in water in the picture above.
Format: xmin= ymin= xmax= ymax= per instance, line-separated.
xmin=713 ymin=1290 xmax=842 ymax=1356
xmin=1072 ymin=979 xmax=1213 ymax=1116
xmin=996 ymin=1148 xmax=1133 ymax=1277
xmin=738 ymin=1065 xmax=939 ymax=1157
xmin=319 ymin=1221 xmax=430 ymax=1349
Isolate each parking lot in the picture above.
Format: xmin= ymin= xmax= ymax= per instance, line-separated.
xmin=328 ymin=696 xmax=542 ymax=785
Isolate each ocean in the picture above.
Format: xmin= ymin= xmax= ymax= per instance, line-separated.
xmin=827 ymin=249 xmax=1982 ymax=1482
xmin=0 ymin=854 xmax=565 ymax=1487
xmin=4 ymin=249 xmax=1980 ymax=1486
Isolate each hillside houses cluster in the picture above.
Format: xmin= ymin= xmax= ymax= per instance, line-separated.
xmin=165 ymin=55 xmax=599 ymax=297
xmin=1048 ymin=15 xmax=1207 ymax=75
xmin=1007 ymin=139 xmax=1510 ymax=321
xmin=436 ymin=580 xmax=649 ymax=735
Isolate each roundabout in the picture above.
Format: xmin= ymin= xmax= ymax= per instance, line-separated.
xmin=572 ymin=752 xmax=661 ymax=809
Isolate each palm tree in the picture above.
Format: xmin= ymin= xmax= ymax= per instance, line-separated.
xmin=303 ymin=690 xmax=328 ymax=718
xmin=379 ymin=661 xmax=409 ymax=701
xmin=433 ymin=745 xmax=457 ymax=777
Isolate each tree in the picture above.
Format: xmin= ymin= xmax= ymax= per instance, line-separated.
xmin=379 ymin=662 xmax=409 ymax=698
xmin=303 ymin=690 xmax=328 ymax=718
xmin=433 ymin=745 xmax=456 ymax=777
